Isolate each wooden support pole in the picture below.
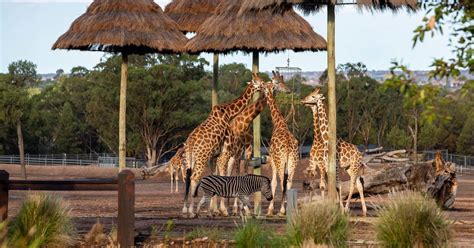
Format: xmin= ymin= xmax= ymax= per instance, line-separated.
xmin=252 ymin=51 xmax=262 ymax=216
xmin=0 ymin=171 xmax=9 ymax=221
xmin=118 ymin=170 xmax=135 ymax=247
xmin=286 ymin=189 xmax=297 ymax=224
xmin=212 ymin=53 xmax=219 ymax=107
xmin=119 ymin=53 xmax=129 ymax=172
xmin=327 ymin=2 xmax=337 ymax=201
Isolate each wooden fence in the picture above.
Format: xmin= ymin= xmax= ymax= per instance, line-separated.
xmin=0 ymin=170 xmax=135 ymax=247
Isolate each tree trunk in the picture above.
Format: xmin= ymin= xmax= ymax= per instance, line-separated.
xmin=146 ymin=147 xmax=157 ymax=168
xmin=212 ymin=53 xmax=219 ymax=107
xmin=17 ymin=120 xmax=26 ymax=179
xmin=252 ymin=51 xmax=261 ymax=215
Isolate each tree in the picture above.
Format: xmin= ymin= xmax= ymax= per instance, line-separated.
xmin=413 ymin=1 xmax=473 ymax=79
xmin=5 ymin=60 xmax=39 ymax=178
xmin=457 ymin=113 xmax=474 ymax=155
xmin=54 ymin=102 xmax=83 ymax=153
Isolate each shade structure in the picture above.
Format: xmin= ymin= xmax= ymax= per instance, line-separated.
xmin=186 ymin=0 xmax=326 ymax=214
xmin=238 ymin=0 xmax=418 ymax=202
xmin=238 ymin=0 xmax=418 ymax=14
xmin=185 ymin=0 xmax=327 ymax=54
xmin=52 ymin=0 xmax=188 ymax=178
xmin=165 ymin=0 xmax=222 ymax=106
xmin=53 ymin=0 xmax=188 ymax=53
xmin=164 ymin=0 xmax=221 ymax=33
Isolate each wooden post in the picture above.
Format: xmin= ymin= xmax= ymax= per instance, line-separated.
xmin=252 ymin=51 xmax=262 ymax=216
xmin=327 ymin=2 xmax=337 ymax=201
xmin=118 ymin=170 xmax=135 ymax=247
xmin=119 ymin=53 xmax=128 ymax=172
xmin=212 ymin=53 xmax=219 ymax=107
xmin=0 ymin=171 xmax=8 ymax=221
xmin=286 ymin=189 xmax=297 ymax=224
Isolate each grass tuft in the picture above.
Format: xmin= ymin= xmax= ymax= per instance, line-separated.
xmin=234 ymin=218 xmax=287 ymax=248
xmin=8 ymin=193 xmax=75 ymax=247
xmin=286 ymin=199 xmax=349 ymax=248
xmin=375 ymin=191 xmax=451 ymax=248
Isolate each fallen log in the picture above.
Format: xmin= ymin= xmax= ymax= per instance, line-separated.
xmin=339 ymin=161 xmax=435 ymax=199
xmin=141 ymin=163 xmax=169 ymax=179
xmin=380 ymin=156 xmax=410 ymax=162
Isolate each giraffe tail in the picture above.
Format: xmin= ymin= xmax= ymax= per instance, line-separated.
xmin=184 ymin=167 xmax=192 ymax=201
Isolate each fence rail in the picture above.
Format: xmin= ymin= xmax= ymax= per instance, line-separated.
xmin=422 ymin=150 xmax=474 ymax=173
xmin=0 ymin=170 xmax=135 ymax=247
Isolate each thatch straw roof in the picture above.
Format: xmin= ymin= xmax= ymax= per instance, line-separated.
xmin=164 ymin=0 xmax=221 ymax=33
xmin=52 ymin=0 xmax=188 ymax=54
xmin=185 ymin=0 xmax=327 ymax=54
xmin=239 ymin=0 xmax=418 ymax=14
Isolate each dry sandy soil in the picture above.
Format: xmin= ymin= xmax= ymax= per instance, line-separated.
xmin=1 ymin=160 xmax=473 ymax=246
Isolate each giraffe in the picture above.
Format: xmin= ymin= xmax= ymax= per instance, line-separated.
xmin=301 ymin=88 xmax=367 ymax=216
xmin=165 ymin=145 xmax=186 ymax=193
xmin=262 ymin=71 xmax=298 ymax=216
xmin=182 ymin=73 xmax=265 ymax=218
xmin=215 ymin=94 xmax=267 ymax=216
xmin=302 ymin=89 xmax=327 ymax=193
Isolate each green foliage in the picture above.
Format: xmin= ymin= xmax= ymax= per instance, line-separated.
xmin=234 ymin=219 xmax=287 ymax=248
xmin=9 ymin=193 xmax=75 ymax=247
xmin=375 ymin=191 xmax=451 ymax=248
xmin=54 ymin=102 xmax=83 ymax=153
xmin=287 ymin=200 xmax=349 ymax=248
xmin=385 ymin=126 xmax=411 ymax=150
xmin=457 ymin=113 xmax=474 ymax=154
xmin=7 ymin=60 xmax=40 ymax=87
xmin=413 ymin=1 xmax=473 ymax=79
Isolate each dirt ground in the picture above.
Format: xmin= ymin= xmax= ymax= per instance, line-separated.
xmin=1 ymin=161 xmax=473 ymax=246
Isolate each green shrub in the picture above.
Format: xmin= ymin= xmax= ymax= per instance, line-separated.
xmin=287 ymin=200 xmax=349 ymax=248
xmin=9 ymin=193 xmax=75 ymax=247
xmin=234 ymin=218 xmax=287 ymax=248
xmin=375 ymin=191 xmax=451 ymax=248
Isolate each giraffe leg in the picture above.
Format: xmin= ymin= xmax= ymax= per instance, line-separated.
xmin=232 ymin=197 xmax=240 ymax=215
xmin=278 ymin=169 xmax=286 ymax=216
xmin=188 ymin=179 xmax=198 ymax=218
xmin=170 ymin=169 xmax=174 ymax=193
xmin=267 ymin=170 xmax=277 ymax=217
xmin=344 ymin=176 xmax=357 ymax=214
xmin=175 ymin=175 xmax=179 ymax=193
xmin=356 ymin=177 xmax=367 ymax=217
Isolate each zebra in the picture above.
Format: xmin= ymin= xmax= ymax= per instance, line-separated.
xmin=194 ymin=174 xmax=273 ymax=217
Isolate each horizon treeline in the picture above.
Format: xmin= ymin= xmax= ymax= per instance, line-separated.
xmin=1 ymin=55 xmax=473 ymax=167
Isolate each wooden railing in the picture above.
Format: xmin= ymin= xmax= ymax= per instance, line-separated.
xmin=0 ymin=170 xmax=135 ymax=247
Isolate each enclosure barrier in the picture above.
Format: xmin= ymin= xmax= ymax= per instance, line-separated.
xmin=0 ymin=170 xmax=135 ymax=247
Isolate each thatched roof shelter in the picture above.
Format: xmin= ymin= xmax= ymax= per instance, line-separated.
xmin=52 ymin=0 xmax=188 ymax=54
xmin=238 ymin=0 xmax=418 ymax=14
xmin=185 ymin=0 xmax=327 ymax=54
xmin=164 ymin=0 xmax=221 ymax=33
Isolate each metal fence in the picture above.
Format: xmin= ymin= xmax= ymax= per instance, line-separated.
xmin=0 ymin=153 xmax=152 ymax=168
xmin=422 ymin=150 xmax=474 ymax=173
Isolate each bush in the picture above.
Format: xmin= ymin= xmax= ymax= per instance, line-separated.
xmin=375 ymin=191 xmax=451 ymax=248
xmin=286 ymin=200 xmax=349 ymax=248
xmin=9 ymin=193 xmax=75 ymax=247
xmin=234 ymin=218 xmax=287 ymax=248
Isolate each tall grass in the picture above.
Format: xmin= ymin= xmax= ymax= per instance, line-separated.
xmin=375 ymin=191 xmax=451 ymax=248
xmin=8 ymin=193 xmax=75 ymax=247
xmin=286 ymin=199 xmax=349 ymax=248
xmin=234 ymin=218 xmax=288 ymax=248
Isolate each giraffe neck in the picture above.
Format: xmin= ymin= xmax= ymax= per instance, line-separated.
xmin=223 ymin=84 xmax=257 ymax=119
xmin=310 ymin=106 xmax=322 ymax=144
xmin=316 ymin=98 xmax=329 ymax=148
xmin=231 ymin=95 xmax=266 ymax=134
xmin=266 ymin=91 xmax=288 ymax=130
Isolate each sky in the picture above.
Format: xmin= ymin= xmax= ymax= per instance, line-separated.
xmin=0 ymin=0 xmax=452 ymax=74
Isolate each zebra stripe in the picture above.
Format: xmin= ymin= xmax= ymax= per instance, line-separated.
xmin=196 ymin=174 xmax=273 ymax=200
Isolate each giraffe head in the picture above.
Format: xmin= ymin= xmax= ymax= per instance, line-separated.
xmin=262 ymin=71 xmax=291 ymax=97
xmin=248 ymin=73 xmax=265 ymax=92
xmin=301 ymin=87 xmax=325 ymax=106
